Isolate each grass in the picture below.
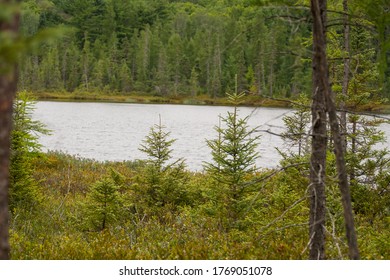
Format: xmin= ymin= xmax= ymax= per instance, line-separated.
xmin=31 ymin=90 xmax=390 ymax=114
xmin=8 ymin=151 xmax=390 ymax=260
xmin=32 ymin=91 xmax=290 ymax=108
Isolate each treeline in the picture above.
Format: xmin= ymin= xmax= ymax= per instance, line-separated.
xmin=18 ymin=0 xmax=387 ymax=99
xmin=17 ymin=0 xmax=390 ymax=100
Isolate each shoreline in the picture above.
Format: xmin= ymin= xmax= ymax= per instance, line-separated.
xmin=30 ymin=91 xmax=297 ymax=108
xmin=31 ymin=91 xmax=390 ymax=114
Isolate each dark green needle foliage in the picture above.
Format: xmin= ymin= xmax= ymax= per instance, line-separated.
xmin=139 ymin=117 xmax=176 ymax=172
xmin=281 ymin=94 xmax=311 ymax=158
xmin=83 ymin=170 xmax=124 ymax=231
xmin=10 ymin=91 xmax=48 ymax=213
xmin=135 ymin=117 xmax=189 ymax=216
xmin=204 ymin=89 xmax=261 ymax=226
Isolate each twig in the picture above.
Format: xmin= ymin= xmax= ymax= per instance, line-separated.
xmin=243 ymin=162 xmax=309 ymax=188
xmin=257 ymin=194 xmax=309 ymax=239
xmin=302 ymin=232 xmax=316 ymax=256
xmin=259 ymin=222 xmax=309 ymax=239
xmin=325 ymin=208 xmax=345 ymax=259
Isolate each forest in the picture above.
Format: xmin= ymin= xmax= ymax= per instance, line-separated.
xmin=0 ymin=0 xmax=389 ymax=260
xmin=17 ymin=0 xmax=389 ymax=104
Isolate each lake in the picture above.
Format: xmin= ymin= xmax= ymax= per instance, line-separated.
xmin=32 ymin=101 xmax=390 ymax=171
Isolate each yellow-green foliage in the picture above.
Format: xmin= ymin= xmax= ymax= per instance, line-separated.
xmin=32 ymin=151 xmax=137 ymax=195
xmin=8 ymin=152 xmax=390 ymax=260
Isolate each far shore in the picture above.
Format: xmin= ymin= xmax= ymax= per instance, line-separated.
xmin=30 ymin=91 xmax=390 ymax=114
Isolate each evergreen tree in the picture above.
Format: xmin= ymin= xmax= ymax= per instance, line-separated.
xmin=139 ymin=118 xmax=177 ymax=171
xmin=167 ymin=33 xmax=184 ymax=96
xmin=63 ymin=41 xmax=81 ymax=92
xmin=135 ymin=25 xmax=152 ymax=89
xmin=189 ymin=67 xmax=200 ymax=97
xmin=10 ymin=92 xmax=49 ymax=212
xmin=155 ymin=46 xmax=170 ymax=96
xmin=204 ymin=87 xmax=261 ymax=225
xmin=281 ymin=94 xmax=311 ymax=157
xmin=135 ymin=117 xmax=189 ymax=214
xmin=39 ymin=44 xmax=62 ymax=90
xmin=91 ymin=58 xmax=107 ymax=91
xmin=80 ymin=33 xmax=94 ymax=91
xmin=82 ymin=170 xmax=125 ymax=231
xmin=118 ymin=60 xmax=132 ymax=93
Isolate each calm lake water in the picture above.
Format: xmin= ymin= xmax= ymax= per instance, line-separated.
xmin=32 ymin=101 xmax=390 ymax=171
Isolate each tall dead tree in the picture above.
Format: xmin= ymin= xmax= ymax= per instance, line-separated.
xmin=340 ymin=0 xmax=350 ymax=153
xmin=0 ymin=0 xmax=20 ymax=260
xmin=309 ymin=0 xmax=328 ymax=260
xmin=310 ymin=0 xmax=360 ymax=260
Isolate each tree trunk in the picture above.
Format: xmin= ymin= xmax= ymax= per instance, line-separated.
xmin=309 ymin=0 xmax=328 ymax=260
xmin=340 ymin=0 xmax=350 ymax=153
xmin=310 ymin=0 xmax=360 ymax=260
xmin=350 ymin=119 xmax=357 ymax=182
xmin=0 ymin=72 xmax=16 ymax=260
xmin=0 ymin=1 xmax=20 ymax=260
xmin=326 ymin=88 xmax=360 ymax=260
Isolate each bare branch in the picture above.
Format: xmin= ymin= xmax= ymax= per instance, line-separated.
xmin=301 ymin=232 xmax=316 ymax=256
xmin=325 ymin=208 xmax=345 ymax=259
xmin=257 ymin=191 xmax=309 ymax=240
xmin=244 ymin=162 xmax=309 ymax=188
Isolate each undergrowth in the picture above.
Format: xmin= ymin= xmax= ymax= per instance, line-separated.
xmin=9 ymin=151 xmax=389 ymax=260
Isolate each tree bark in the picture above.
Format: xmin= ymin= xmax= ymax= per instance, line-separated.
xmin=0 ymin=72 xmax=16 ymax=260
xmin=309 ymin=0 xmax=328 ymax=260
xmin=340 ymin=0 xmax=350 ymax=153
xmin=0 ymin=1 xmax=20 ymax=260
xmin=326 ymin=91 xmax=360 ymax=260
xmin=310 ymin=0 xmax=360 ymax=260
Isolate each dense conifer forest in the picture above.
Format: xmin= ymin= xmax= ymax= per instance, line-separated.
xmin=18 ymin=0 xmax=389 ymax=103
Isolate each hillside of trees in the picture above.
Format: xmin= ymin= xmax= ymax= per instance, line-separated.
xmin=18 ymin=0 xmax=389 ymax=102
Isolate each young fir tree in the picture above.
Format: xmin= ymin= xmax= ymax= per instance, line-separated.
xmin=204 ymin=85 xmax=261 ymax=225
xmin=83 ymin=169 xmax=125 ymax=231
xmin=10 ymin=92 xmax=49 ymax=213
xmin=280 ymin=94 xmax=311 ymax=158
xmin=136 ymin=117 xmax=188 ymax=214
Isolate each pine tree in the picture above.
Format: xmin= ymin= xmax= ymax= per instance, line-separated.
xmin=135 ymin=26 xmax=151 ymax=88
xmin=204 ymin=85 xmax=261 ymax=224
xmin=139 ymin=117 xmax=177 ymax=171
xmin=167 ymin=33 xmax=184 ymax=96
xmin=63 ymin=41 xmax=81 ymax=92
xmin=80 ymin=34 xmax=93 ymax=91
xmin=189 ymin=67 xmax=199 ymax=97
xmin=281 ymin=94 xmax=311 ymax=157
xmin=10 ymin=92 xmax=49 ymax=212
xmin=39 ymin=44 xmax=62 ymax=90
xmin=118 ymin=60 xmax=132 ymax=93
xmin=83 ymin=171 xmax=124 ymax=231
xmin=91 ymin=58 xmax=108 ymax=91
xmin=136 ymin=117 xmax=188 ymax=214
xmin=155 ymin=45 xmax=170 ymax=96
